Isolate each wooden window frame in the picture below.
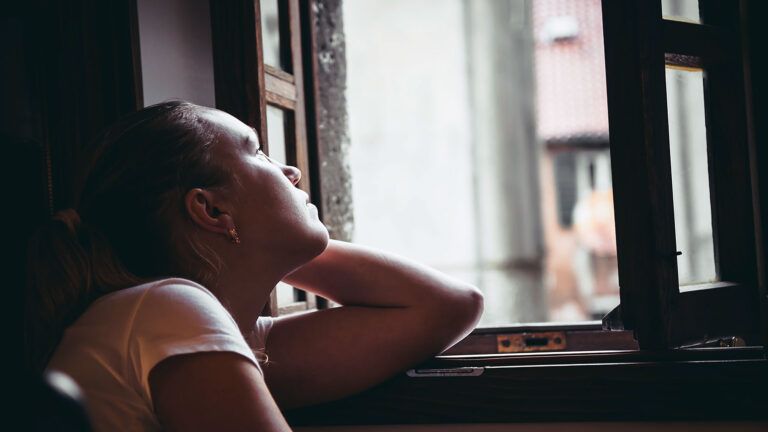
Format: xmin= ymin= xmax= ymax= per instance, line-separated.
xmin=596 ymin=0 xmax=763 ymax=350
xmin=209 ymin=0 xmax=768 ymax=424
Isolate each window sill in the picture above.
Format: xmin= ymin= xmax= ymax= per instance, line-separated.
xmin=285 ymin=347 xmax=767 ymax=426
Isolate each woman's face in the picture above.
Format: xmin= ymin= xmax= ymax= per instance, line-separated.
xmin=201 ymin=109 xmax=329 ymax=266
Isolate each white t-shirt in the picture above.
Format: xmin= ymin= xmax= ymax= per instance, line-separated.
xmin=46 ymin=277 xmax=275 ymax=431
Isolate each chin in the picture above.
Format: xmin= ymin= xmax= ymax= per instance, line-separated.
xmin=307 ymin=225 xmax=330 ymax=258
xmin=287 ymin=223 xmax=329 ymax=263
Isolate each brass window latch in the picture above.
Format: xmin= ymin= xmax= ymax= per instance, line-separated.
xmin=496 ymin=331 xmax=567 ymax=353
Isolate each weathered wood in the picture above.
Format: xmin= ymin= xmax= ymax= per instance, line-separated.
xmin=266 ymin=92 xmax=296 ymax=110
xmin=265 ymin=72 xmax=297 ymax=104
xmin=266 ymin=64 xmax=295 ymax=82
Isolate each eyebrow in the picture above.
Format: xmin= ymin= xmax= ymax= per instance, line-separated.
xmin=244 ymin=127 xmax=260 ymax=151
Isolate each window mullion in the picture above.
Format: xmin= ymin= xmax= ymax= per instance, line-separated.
xmin=602 ymin=0 xmax=679 ymax=349
xmin=697 ymin=1 xmax=757 ymax=286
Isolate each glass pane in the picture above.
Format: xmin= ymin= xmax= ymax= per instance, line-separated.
xmin=344 ymin=0 xmax=617 ymax=326
xmin=266 ymin=105 xmax=287 ymax=164
xmin=666 ymin=67 xmax=717 ymax=286
xmin=662 ymin=0 xmax=700 ymax=24
xmin=261 ymin=0 xmax=282 ymax=68
xmin=266 ymin=104 xmax=294 ymax=305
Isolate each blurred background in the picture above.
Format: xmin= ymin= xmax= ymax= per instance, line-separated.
xmin=343 ymin=0 xmax=715 ymax=326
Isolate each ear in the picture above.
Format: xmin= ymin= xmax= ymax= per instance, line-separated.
xmin=184 ymin=188 xmax=235 ymax=236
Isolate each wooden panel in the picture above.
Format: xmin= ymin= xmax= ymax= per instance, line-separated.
xmin=265 ymin=68 xmax=297 ymax=109
xmin=266 ymin=63 xmax=295 ymax=82
xmin=601 ymin=0 xmax=679 ymax=348
xmin=266 ymin=91 xmax=296 ymax=110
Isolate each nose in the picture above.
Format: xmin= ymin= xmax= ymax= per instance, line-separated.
xmin=281 ymin=163 xmax=301 ymax=186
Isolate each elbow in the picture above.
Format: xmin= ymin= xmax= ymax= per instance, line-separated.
xmin=443 ymin=284 xmax=484 ymax=333
xmin=433 ymin=285 xmax=484 ymax=353
xmin=464 ymin=286 xmax=485 ymax=329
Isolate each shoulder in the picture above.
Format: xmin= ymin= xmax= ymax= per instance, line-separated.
xmin=134 ymin=277 xmax=221 ymax=311
xmin=126 ymin=278 xmax=260 ymax=402
xmin=129 ymin=277 xmax=237 ymax=333
xmin=90 ymin=277 xmax=216 ymax=309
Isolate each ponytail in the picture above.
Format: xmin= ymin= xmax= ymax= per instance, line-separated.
xmin=25 ymin=100 xmax=235 ymax=372
xmin=25 ymin=209 xmax=145 ymax=373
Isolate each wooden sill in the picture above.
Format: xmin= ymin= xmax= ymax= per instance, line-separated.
xmin=284 ymin=347 xmax=767 ymax=426
xmin=443 ymin=322 xmax=638 ymax=355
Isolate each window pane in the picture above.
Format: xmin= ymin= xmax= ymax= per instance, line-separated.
xmin=344 ymin=0 xmax=616 ymax=326
xmin=261 ymin=0 xmax=282 ymax=68
xmin=662 ymin=0 xmax=700 ymax=24
xmin=266 ymin=104 xmax=295 ymax=305
xmin=266 ymin=105 xmax=287 ymax=164
xmin=665 ymin=67 xmax=717 ymax=286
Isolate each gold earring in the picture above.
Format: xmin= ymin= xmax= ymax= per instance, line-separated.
xmin=228 ymin=227 xmax=241 ymax=244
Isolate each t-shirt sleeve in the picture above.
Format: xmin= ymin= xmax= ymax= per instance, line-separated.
xmin=127 ymin=279 xmax=262 ymax=405
xmin=252 ymin=315 xmax=275 ymax=351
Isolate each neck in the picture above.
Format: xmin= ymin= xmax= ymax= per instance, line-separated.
xmin=209 ymin=251 xmax=297 ymax=336
xmin=213 ymin=273 xmax=276 ymax=336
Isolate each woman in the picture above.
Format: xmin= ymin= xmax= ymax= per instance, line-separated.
xmin=26 ymin=101 xmax=484 ymax=431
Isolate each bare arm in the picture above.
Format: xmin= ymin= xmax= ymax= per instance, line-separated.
xmin=265 ymin=240 xmax=484 ymax=409
xmin=150 ymin=352 xmax=292 ymax=431
xmin=283 ymin=239 xmax=483 ymax=309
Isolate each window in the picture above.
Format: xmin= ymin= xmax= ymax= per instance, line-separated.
xmin=600 ymin=0 xmax=762 ymax=350
xmin=282 ymin=1 xmax=767 ymax=425
xmin=339 ymin=0 xmax=764 ymax=355
xmin=205 ymin=0 xmax=765 ymax=357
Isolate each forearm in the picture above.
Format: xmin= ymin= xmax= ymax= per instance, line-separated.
xmin=282 ymin=239 xmax=480 ymax=308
